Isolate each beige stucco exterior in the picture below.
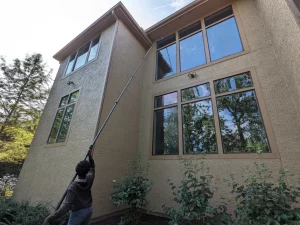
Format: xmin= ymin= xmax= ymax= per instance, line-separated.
xmin=13 ymin=0 xmax=300 ymax=221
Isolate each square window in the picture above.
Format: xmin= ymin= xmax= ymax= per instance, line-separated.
xmin=154 ymin=92 xmax=177 ymax=108
xmin=181 ymin=83 xmax=210 ymax=102
xmin=156 ymin=44 xmax=177 ymax=80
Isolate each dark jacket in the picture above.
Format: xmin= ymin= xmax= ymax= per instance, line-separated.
xmin=48 ymin=158 xmax=95 ymax=222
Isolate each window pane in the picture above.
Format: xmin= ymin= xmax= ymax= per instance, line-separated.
xmin=179 ymin=21 xmax=201 ymax=39
xmin=205 ymin=6 xmax=233 ymax=26
xmin=153 ymin=107 xmax=179 ymax=155
xmin=154 ymin=92 xmax=177 ymax=108
xmin=74 ymin=43 xmax=90 ymax=70
xmin=156 ymin=44 xmax=177 ymax=80
xmin=59 ymin=95 xmax=69 ymax=107
xmin=157 ymin=34 xmax=176 ymax=49
xmin=207 ymin=17 xmax=243 ymax=61
xmin=57 ymin=104 xmax=75 ymax=142
xmin=88 ymin=36 xmax=100 ymax=61
xmin=65 ymin=53 xmax=76 ymax=75
xmin=214 ymin=72 xmax=253 ymax=94
xmin=68 ymin=91 xmax=79 ymax=104
xmin=182 ymin=99 xmax=217 ymax=154
xmin=180 ymin=32 xmax=206 ymax=71
xmin=48 ymin=109 xmax=64 ymax=143
xmin=217 ymin=90 xmax=270 ymax=153
xmin=182 ymin=83 xmax=210 ymax=102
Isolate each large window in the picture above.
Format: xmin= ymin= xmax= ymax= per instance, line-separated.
xmin=152 ymin=71 xmax=275 ymax=156
xmin=153 ymin=92 xmax=179 ymax=155
xmin=65 ymin=36 xmax=100 ymax=76
xmin=155 ymin=5 xmax=244 ymax=80
xmin=47 ymin=90 xmax=79 ymax=144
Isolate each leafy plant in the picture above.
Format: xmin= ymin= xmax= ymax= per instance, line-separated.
xmin=0 ymin=174 xmax=17 ymax=198
xmin=110 ymin=152 xmax=152 ymax=225
xmin=229 ymin=163 xmax=300 ymax=225
xmin=163 ymin=158 xmax=232 ymax=225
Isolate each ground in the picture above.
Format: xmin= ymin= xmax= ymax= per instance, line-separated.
xmin=91 ymin=214 xmax=170 ymax=225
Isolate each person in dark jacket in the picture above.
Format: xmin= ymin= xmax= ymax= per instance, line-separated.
xmin=43 ymin=150 xmax=95 ymax=225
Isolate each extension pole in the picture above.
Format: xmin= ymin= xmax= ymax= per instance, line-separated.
xmin=55 ymin=40 xmax=156 ymax=211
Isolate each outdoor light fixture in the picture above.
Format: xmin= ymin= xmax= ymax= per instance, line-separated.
xmin=188 ymin=72 xmax=196 ymax=78
xmin=67 ymin=81 xmax=75 ymax=85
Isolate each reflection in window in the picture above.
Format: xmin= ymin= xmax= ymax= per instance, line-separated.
xmin=182 ymin=83 xmax=210 ymax=102
xmin=59 ymin=95 xmax=69 ymax=107
xmin=153 ymin=107 xmax=179 ymax=155
xmin=48 ymin=109 xmax=65 ymax=144
xmin=156 ymin=44 xmax=177 ymax=80
xmin=66 ymin=53 xmax=76 ymax=75
xmin=182 ymin=99 xmax=217 ymax=154
xmin=207 ymin=17 xmax=243 ymax=61
xmin=69 ymin=91 xmax=80 ymax=104
xmin=204 ymin=6 xmax=233 ymax=26
xmin=214 ymin=73 xmax=252 ymax=94
xmin=88 ymin=37 xmax=100 ymax=61
xmin=57 ymin=105 xmax=75 ymax=142
xmin=217 ymin=90 xmax=270 ymax=153
xmin=180 ymin=32 xmax=206 ymax=71
xmin=155 ymin=92 xmax=177 ymax=108
xmin=48 ymin=90 xmax=79 ymax=144
xmin=157 ymin=34 xmax=176 ymax=49
xmin=74 ymin=43 xmax=90 ymax=70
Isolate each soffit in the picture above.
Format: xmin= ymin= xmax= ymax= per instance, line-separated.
xmin=146 ymin=0 xmax=233 ymax=41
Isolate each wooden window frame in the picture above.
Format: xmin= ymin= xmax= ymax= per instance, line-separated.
xmin=64 ymin=35 xmax=101 ymax=77
xmin=153 ymin=2 xmax=249 ymax=83
xmin=46 ymin=89 xmax=81 ymax=145
xmin=149 ymin=68 xmax=280 ymax=160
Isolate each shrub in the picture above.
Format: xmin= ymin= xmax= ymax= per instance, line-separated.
xmin=110 ymin=152 xmax=152 ymax=225
xmin=229 ymin=163 xmax=300 ymax=225
xmin=163 ymin=158 xmax=232 ymax=225
xmin=0 ymin=174 xmax=18 ymax=198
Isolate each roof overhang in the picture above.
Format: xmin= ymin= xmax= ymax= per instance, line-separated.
xmin=53 ymin=2 xmax=151 ymax=62
xmin=146 ymin=0 xmax=233 ymax=41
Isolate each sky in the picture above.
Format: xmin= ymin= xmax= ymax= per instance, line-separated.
xmin=0 ymin=0 xmax=195 ymax=81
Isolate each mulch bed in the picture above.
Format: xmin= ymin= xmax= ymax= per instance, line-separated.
xmin=93 ymin=214 xmax=170 ymax=225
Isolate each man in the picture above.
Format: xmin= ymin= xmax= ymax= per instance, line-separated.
xmin=44 ymin=150 xmax=95 ymax=225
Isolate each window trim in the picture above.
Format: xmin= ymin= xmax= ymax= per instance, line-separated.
xmin=63 ymin=35 xmax=101 ymax=78
xmin=149 ymin=67 xmax=280 ymax=160
xmin=153 ymin=2 xmax=249 ymax=83
xmin=46 ymin=89 xmax=81 ymax=146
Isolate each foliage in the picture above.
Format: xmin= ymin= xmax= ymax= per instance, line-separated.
xmin=110 ymin=152 xmax=152 ymax=225
xmin=0 ymin=125 xmax=33 ymax=163
xmin=0 ymin=162 xmax=22 ymax=178
xmin=0 ymin=197 xmax=50 ymax=225
xmin=0 ymin=174 xmax=17 ymax=199
xmin=229 ymin=163 xmax=300 ymax=225
xmin=163 ymin=158 xmax=232 ymax=225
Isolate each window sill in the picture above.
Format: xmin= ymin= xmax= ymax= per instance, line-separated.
xmin=62 ymin=57 xmax=98 ymax=80
xmin=153 ymin=50 xmax=250 ymax=84
xmin=44 ymin=142 xmax=67 ymax=148
xmin=149 ymin=152 xmax=280 ymax=160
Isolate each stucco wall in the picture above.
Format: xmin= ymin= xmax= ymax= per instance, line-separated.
xmin=138 ymin=0 xmax=300 ymax=214
xmin=13 ymin=23 xmax=116 ymax=206
xmin=91 ymin=20 xmax=146 ymax=218
xmin=252 ymin=0 xmax=300 ymax=174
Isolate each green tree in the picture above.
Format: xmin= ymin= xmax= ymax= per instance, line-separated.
xmin=0 ymin=54 xmax=52 ymax=138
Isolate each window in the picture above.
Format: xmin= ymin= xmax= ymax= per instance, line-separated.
xmin=156 ymin=34 xmax=177 ymax=80
xmin=47 ymin=90 xmax=79 ymax=144
xmin=153 ymin=92 xmax=179 ymax=155
xmin=65 ymin=36 xmax=100 ymax=75
xmin=152 ymin=71 xmax=273 ymax=156
xmin=155 ymin=5 xmax=244 ymax=80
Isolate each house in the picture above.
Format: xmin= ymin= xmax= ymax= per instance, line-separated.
xmin=13 ymin=0 xmax=300 ymax=222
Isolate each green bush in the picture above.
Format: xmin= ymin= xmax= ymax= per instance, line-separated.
xmin=0 ymin=197 xmax=50 ymax=225
xmin=229 ymin=163 xmax=300 ymax=225
xmin=110 ymin=152 xmax=152 ymax=225
xmin=163 ymin=159 xmax=232 ymax=225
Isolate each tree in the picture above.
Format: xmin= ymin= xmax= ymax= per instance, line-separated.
xmin=0 ymin=54 xmax=52 ymax=139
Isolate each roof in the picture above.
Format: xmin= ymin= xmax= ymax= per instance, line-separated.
xmin=53 ymin=2 xmax=151 ymax=62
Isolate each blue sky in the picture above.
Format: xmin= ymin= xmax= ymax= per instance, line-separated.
xmin=0 ymin=0 xmax=195 ymax=80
